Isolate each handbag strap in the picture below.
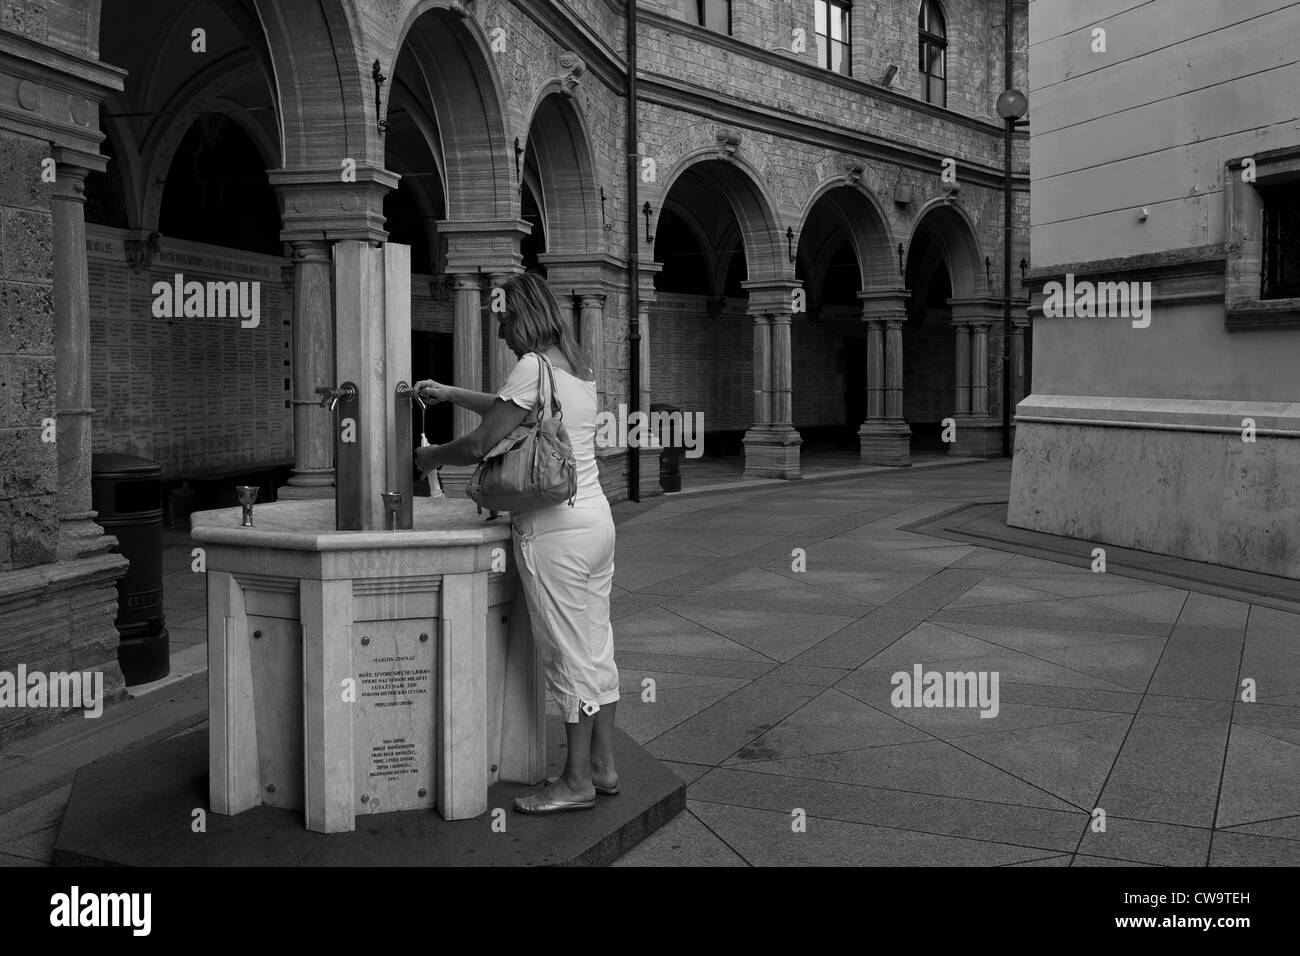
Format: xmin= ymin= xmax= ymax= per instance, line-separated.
xmin=532 ymin=352 xmax=564 ymax=423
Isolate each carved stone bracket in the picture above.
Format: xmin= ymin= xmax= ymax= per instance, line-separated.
xmin=843 ymin=159 xmax=865 ymax=186
xmin=716 ymin=127 xmax=742 ymax=159
xmin=559 ymin=52 xmax=586 ymax=97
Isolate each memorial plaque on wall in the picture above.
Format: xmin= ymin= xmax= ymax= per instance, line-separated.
xmin=352 ymin=620 xmax=437 ymax=814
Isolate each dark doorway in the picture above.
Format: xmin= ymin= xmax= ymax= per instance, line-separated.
xmin=411 ymin=331 xmax=455 ymax=492
xmin=844 ymin=338 xmax=868 ymax=440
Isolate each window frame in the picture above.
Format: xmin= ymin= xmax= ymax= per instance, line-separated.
xmin=696 ymin=0 xmax=732 ymax=35
xmin=918 ymin=0 xmax=948 ymax=108
xmin=814 ymin=0 xmax=853 ymax=77
xmin=1224 ymin=148 xmax=1300 ymax=330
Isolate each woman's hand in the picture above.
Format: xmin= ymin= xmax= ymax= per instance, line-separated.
xmin=414 ymin=443 xmax=441 ymax=474
xmin=415 ymin=379 xmax=453 ymax=406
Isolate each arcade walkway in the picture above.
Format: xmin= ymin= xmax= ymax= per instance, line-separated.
xmin=2 ymin=461 xmax=1298 ymax=866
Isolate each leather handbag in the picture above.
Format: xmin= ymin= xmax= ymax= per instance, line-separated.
xmin=467 ymin=352 xmax=577 ymax=513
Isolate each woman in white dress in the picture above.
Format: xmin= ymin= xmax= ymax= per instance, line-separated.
xmin=413 ymin=272 xmax=620 ymax=814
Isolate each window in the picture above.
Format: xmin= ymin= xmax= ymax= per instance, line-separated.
xmin=815 ymin=1 xmax=851 ymax=76
xmin=919 ymin=0 xmax=947 ymax=107
xmin=697 ymin=0 xmax=730 ymax=34
xmin=1261 ymin=182 xmax=1300 ymax=300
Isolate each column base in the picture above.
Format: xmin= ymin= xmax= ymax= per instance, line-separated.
xmin=858 ymin=420 xmax=912 ymax=466
xmin=278 ymin=476 xmax=336 ymax=501
xmin=947 ymin=418 xmax=1007 ymax=459
xmin=58 ymin=514 xmax=117 ymax=561
xmin=743 ymin=426 xmax=802 ymax=479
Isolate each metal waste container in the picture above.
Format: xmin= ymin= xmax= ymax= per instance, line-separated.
xmin=651 ymin=403 xmax=683 ymax=493
xmin=92 ymin=453 xmax=170 ymax=684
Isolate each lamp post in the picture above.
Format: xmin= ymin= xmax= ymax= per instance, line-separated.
xmin=996 ymin=77 xmax=1028 ymax=459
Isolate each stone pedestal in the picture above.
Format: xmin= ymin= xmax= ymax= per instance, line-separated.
xmin=193 ymin=496 xmax=544 ymax=833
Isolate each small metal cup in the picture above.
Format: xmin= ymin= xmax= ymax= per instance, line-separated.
xmin=236 ymin=486 xmax=258 ymax=527
xmin=381 ymin=491 xmax=403 ymax=531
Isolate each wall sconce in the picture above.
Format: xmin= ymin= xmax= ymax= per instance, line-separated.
xmin=1019 ymin=258 xmax=1028 ymax=285
xmin=881 ymin=64 xmax=899 ymax=88
xmin=372 ymin=60 xmax=388 ymax=135
xmin=600 ymin=187 xmax=612 ymax=231
xmin=1138 ymin=207 xmax=1150 ymax=222
xmin=985 ymin=256 xmax=992 ymax=286
xmin=642 ymin=201 xmax=655 ymax=244
xmin=897 ymin=242 xmax=905 ymax=276
xmin=786 ymin=226 xmax=796 ymax=263
xmin=514 ymin=137 xmax=524 ymax=185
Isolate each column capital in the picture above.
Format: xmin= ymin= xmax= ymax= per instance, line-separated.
xmin=741 ymin=278 xmax=802 ymax=316
xmin=269 ymin=165 xmax=400 ymax=244
xmin=437 ymin=218 xmax=532 ymax=275
xmin=289 ymin=239 xmax=332 ymax=263
xmin=858 ymin=288 xmax=910 ymax=322
xmin=947 ymin=296 xmax=1003 ymax=324
xmin=51 ymin=145 xmax=107 ymax=177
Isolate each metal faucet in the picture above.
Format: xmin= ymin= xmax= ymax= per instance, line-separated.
xmin=316 ymin=383 xmax=357 ymax=411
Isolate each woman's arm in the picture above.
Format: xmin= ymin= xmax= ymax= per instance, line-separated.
xmin=415 ymin=397 xmax=530 ymax=470
xmin=414 ymin=381 xmax=499 ymax=417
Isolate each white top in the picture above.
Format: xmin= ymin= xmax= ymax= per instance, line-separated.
xmin=496 ymin=352 xmax=605 ymax=505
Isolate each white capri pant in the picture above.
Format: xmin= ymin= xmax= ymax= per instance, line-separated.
xmin=511 ymin=496 xmax=619 ymax=723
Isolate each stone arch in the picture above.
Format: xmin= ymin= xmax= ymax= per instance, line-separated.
xmin=139 ymin=52 xmax=281 ymax=233
xmin=905 ymin=198 xmax=986 ymax=298
xmin=255 ymin=0 xmax=373 ymax=169
xmin=796 ymin=180 xmax=899 ymax=292
xmin=657 ymin=149 xmax=788 ymax=282
xmin=387 ymin=2 xmax=515 ymax=221
xmin=523 ymin=86 xmax=602 ymax=255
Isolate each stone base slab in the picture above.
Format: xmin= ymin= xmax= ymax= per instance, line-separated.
xmin=742 ymin=427 xmax=802 ymax=479
xmin=858 ymin=420 xmax=912 ymax=467
xmin=946 ymin=419 xmax=1007 ymax=458
xmin=1009 ymin=395 xmax=1300 ymax=579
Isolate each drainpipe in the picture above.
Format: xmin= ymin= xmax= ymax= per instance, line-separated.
xmin=626 ymin=0 xmax=641 ymax=502
xmin=1001 ymin=0 xmax=1013 ymax=458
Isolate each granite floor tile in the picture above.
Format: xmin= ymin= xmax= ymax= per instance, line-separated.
xmin=612 ymin=607 xmax=773 ymax=663
xmin=1028 ymin=636 xmax=1167 ymax=693
xmin=1077 ymin=816 xmax=1211 ymax=866
xmin=1097 ymin=715 xmax=1230 ymax=827
xmin=1071 ymin=855 xmax=1159 ymax=867
xmin=689 ymin=800 xmax=1056 ymax=866
xmin=1215 ymin=725 xmax=1300 ymax=828
xmin=613 ymin=650 xmax=774 ymax=681
xmin=1209 ymin=831 xmax=1300 ymax=866
xmin=610 ymin=808 xmax=749 ymax=867
xmin=1147 ymin=625 xmax=1246 ymax=699
xmin=723 ymin=688 xmax=930 ymax=764
xmin=762 ymin=662 xmax=853 ymax=686
xmin=784 ymin=609 xmax=926 ymax=670
xmin=1221 ymin=815 xmax=1300 ymax=842
xmin=947 ymin=715 xmax=1132 ymax=810
xmin=661 ymin=761 xmax=713 ymax=786
xmin=691 ymin=766 xmax=1085 ymax=852
xmin=615 ymin=680 xmax=750 ymax=746
xmin=0 ymin=852 xmax=45 ymax=867
xmin=931 ymin=606 xmax=1171 ymax=637
xmin=0 ymin=784 xmax=70 ymax=845
xmin=1007 ymin=855 xmax=1073 ymax=866
xmin=644 ymin=677 xmax=824 ymax=765
xmin=718 ymin=738 xmax=1078 ymax=811
xmin=664 ymin=605 xmax=859 ymax=663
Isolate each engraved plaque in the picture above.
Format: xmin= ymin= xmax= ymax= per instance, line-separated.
xmin=352 ymin=620 xmax=436 ymax=814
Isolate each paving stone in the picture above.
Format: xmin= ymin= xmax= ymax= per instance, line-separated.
xmin=689 ymin=800 xmax=1055 ymax=867
xmin=1215 ymin=725 xmax=1300 ymax=828
xmin=660 ymin=761 xmax=713 ymax=786
xmin=644 ymin=677 xmax=824 ymax=766
xmin=1221 ymin=815 xmax=1300 ymax=842
xmin=1007 ymin=854 xmax=1073 ymax=866
xmin=1209 ymin=831 xmax=1300 ymax=866
xmin=1071 ymin=855 xmax=1159 ymax=867
xmin=1077 ymin=816 xmax=1211 ymax=866
xmin=784 ymin=608 xmax=926 ymax=670
xmin=691 ymin=766 xmax=1085 ymax=852
xmin=611 ymin=606 xmax=772 ymax=663
xmin=1098 ymin=716 xmax=1230 ymax=827
xmin=611 ymin=807 xmax=748 ymax=867
xmin=665 ymin=604 xmax=858 ymax=662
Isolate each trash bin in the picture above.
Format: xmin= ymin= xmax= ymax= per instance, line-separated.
xmin=650 ymin=403 xmax=683 ymax=493
xmin=92 ymin=453 xmax=170 ymax=684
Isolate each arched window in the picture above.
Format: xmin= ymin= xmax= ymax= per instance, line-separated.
xmin=919 ymin=0 xmax=947 ymax=107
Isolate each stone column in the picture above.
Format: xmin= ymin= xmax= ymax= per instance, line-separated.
xmin=969 ymin=321 xmax=991 ymax=416
xmin=1011 ymin=318 xmax=1028 ymax=405
xmin=856 ymin=289 xmax=911 ymax=466
xmin=578 ymin=293 xmax=606 ymax=409
xmin=741 ymin=279 xmax=802 ymax=479
xmin=487 ymin=272 xmax=516 ymax=394
xmin=50 ymin=153 xmax=110 ymax=558
xmin=946 ymin=298 xmax=1003 ymax=457
xmin=280 ymin=240 xmax=335 ymax=498
xmin=954 ymin=323 xmax=971 ymax=415
xmin=451 ymin=275 xmax=483 ymax=439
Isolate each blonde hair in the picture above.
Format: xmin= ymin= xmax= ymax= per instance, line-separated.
xmin=500 ymin=272 xmax=593 ymax=381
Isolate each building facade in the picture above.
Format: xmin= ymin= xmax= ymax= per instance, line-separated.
xmin=1010 ymin=0 xmax=1299 ymax=578
xmin=1 ymin=0 xmax=1027 ymax=740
